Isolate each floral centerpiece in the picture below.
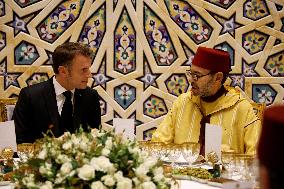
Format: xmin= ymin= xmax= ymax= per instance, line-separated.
xmin=13 ymin=129 xmax=173 ymax=189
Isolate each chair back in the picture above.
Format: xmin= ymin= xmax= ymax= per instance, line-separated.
xmin=250 ymin=102 xmax=265 ymax=121
xmin=0 ymin=98 xmax=17 ymax=122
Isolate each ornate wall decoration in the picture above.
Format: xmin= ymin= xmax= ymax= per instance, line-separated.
xmin=14 ymin=0 xmax=42 ymax=8
xmin=143 ymin=95 xmax=168 ymax=119
xmin=0 ymin=0 xmax=283 ymax=140
xmin=36 ymin=0 xmax=84 ymax=43
xmin=165 ymin=74 xmax=189 ymax=96
xmin=15 ymin=41 xmax=39 ymax=65
xmin=0 ymin=31 xmax=5 ymax=51
xmin=144 ymin=5 xmax=177 ymax=66
xmin=243 ymin=0 xmax=270 ymax=21
xmin=165 ymin=0 xmax=213 ymax=44
xmin=115 ymin=9 xmax=136 ymax=74
xmin=79 ymin=3 xmax=106 ymax=58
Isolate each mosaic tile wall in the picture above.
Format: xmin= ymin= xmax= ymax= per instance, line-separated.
xmin=0 ymin=0 xmax=283 ymax=140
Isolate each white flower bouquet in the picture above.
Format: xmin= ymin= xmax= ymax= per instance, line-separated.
xmin=13 ymin=129 xmax=173 ymax=189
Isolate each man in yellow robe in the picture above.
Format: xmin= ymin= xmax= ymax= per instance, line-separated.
xmin=152 ymin=47 xmax=260 ymax=155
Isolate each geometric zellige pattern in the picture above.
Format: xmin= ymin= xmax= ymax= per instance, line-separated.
xmin=0 ymin=0 xmax=283 ymax=140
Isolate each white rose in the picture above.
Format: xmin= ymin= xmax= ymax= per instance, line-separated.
xmin=68 ymin=170 xmax=76 ymax=177
xmin=90 ymin=156 xmax=116 ymax=173
xmin=39 ymin=162 xmax=53 ymax=176
xmin=39 ymin=181 xmax=53 ymax=189
xmin=105 ymin=137 xmax=113 ymax=149
xmin=60 ymin=162 xmax=73 ymax=175
xmin=22 ymin=174 xmax=35 ymax=185
xmin=128 ymin=146 xmax=140 ymax=154
xmin=57 ymin=132 xmax=70 ymax=141
xmin=49 ymin=148 xmax=58 ymax=157
xmin=141 ymin=181 xmax=156 ymax=189
xmin=55 ymin=154 xmax=71 ymax=164
xmin=101 ymin=148 xmax=110 ymax=156
xmin=117 ymin=177 xmax=132 ymax=189
xmin=97 ymin=131 xmax=106 ymax=137
xmin=79 ymin=142 xmax=88 ymax=151
xmin=132 ymin=177 xmax=141 ymax=186
xmin=38 ymin=148 xmax=47 ymax=159
xmin=91 ymin=181 xmax=106 ymax=189
xmin=143 ymin=157 xmax=158 ymax=168
xmin=62 ymin=141 xmax=72 ymax=150
xmin=153 ymin=167 xmax=164 ymax=182
xmin=27 ymin=182 xmax=37 ymax=188
xmin=138 ymin=151 xmax=150 ymax=162
xmin=114 ymin=171 xmax=124 ymax=180
xmin=81 ymin=134 xmax=89 ymax=142
xmin=55 ymin=175 xmax=64 ymax=184
xmin=91 ymin=128 xmax=99 ymax=138
xmin=101 ymin=175 xmax=115 ymax=186
xmin=77 ymin=164 xmax=95 ymax=180
xmin=135 ymin=165 xmax=150 ymax=181
xmin=71 ymin=135 xmax=81 ymax=146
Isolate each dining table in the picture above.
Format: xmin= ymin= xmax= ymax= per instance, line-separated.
xmin=0 ymin=180 xmax=221 ymax=189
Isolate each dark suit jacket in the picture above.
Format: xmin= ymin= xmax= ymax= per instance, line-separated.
xmin=13 ymin=78 xmax=101 ymax=144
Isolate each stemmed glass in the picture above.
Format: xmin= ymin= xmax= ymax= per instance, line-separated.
xmin=181 ymin=142 xmax=200 ymax=167
xmin=166 ymin=144 xmax=182 ymax=168
xmin=221 ymin=152 xmax=237 ymax=179
xmin=138 ymin=141 xmax=151 ymax=154
xmin=148 ymin=142 xmax=163 ymax=159
xmin=235 ymin=154 xmax=255 ymax=181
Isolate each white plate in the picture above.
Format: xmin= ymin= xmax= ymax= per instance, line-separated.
xmin=172 ymin=174 xmax=191 ymax=180
xmin=0 ymin=181 xmax=10 ymax=186
xmin=207 ymin=181 xmax=222 ymax=187
xmin=191 ymin=177 xmax=208 ymax=184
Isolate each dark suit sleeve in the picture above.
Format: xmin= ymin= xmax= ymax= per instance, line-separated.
xmin=12 ymin=88 xmax=33 ymax=144
xmin=87 ymin=89 xmax=101 ymax=129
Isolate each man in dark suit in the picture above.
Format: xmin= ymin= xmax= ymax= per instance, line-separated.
xmin=13 ymin=42 xmax=101 ymax=144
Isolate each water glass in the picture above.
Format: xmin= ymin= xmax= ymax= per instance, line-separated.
xmin=181 ymin=142 xmax=200 ymax=166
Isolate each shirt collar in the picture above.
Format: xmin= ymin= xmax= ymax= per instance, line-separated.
xmin=53 ymin=76 xmax=75 ymax=96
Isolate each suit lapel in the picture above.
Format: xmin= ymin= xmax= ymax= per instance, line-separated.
xmin=42 ymin=78 xmax=61 ymax=135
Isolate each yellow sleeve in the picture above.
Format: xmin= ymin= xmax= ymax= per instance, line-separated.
xmin=243 ymin=102 xmax=262 ymax=155
xmin=151 ymin=96 xmax=182 ymax=143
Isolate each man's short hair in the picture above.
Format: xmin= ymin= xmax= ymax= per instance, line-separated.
xmin=52 ymin=42 xmax=93 ymax=74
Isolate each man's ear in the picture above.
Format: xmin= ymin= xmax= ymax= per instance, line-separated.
xmin=58 ymin=66 xmax=67 ymax=76
xmin=215 ymin=72 xmax=223 ymax=82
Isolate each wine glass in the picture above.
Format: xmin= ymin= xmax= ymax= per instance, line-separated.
xmin=166 ymin=144 xmax=182 ymax=168
xmin=235 ymin=154 xmax=255 ymax=181
xmin=138 ymin=141 xmax=151 ymax=155
xmin=181 ymin=142 xmax=200 ymax=167
xmin=221 ymin=152 xmax=237 ymax=179
xmin=147 ymin=142 xmax=163 ymax=159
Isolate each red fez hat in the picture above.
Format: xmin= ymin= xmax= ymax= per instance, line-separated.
xmin=258 ymin=105 xmax=284 ymax=171
xmin=192 ymin=47 xmax=231 ymax=73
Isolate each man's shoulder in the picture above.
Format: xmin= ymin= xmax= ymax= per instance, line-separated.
xmin=76 ymin=87 xmax=99 ymax=98
xmin=20 ymin=79 xmax=51 ymax=95
xmin=84 ymin=86 xmax=97 ymax=93
xmin=78 ymin=87 xmax=97 ymax=94
xmin=174 ymin=92 xmax=192 ymax=104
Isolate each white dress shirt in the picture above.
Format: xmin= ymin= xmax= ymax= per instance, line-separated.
xmin=53 ymin=77 xmax=75 ymax=115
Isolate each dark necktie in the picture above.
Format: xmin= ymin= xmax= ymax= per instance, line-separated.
xmin=60 ymin=91 xmax=74 ymax=132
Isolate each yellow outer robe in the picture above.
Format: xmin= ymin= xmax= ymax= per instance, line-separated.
xmin=152 ymin=87 xmax=261 ymax=155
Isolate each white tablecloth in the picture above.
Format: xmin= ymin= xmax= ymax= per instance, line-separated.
xmin=178 ymin=180 xmax=221 ymax=189
xmin=0 ymin=185 xmax=11 ymax=189
xmin=0 ymin=180 xmax=221 ymax=189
